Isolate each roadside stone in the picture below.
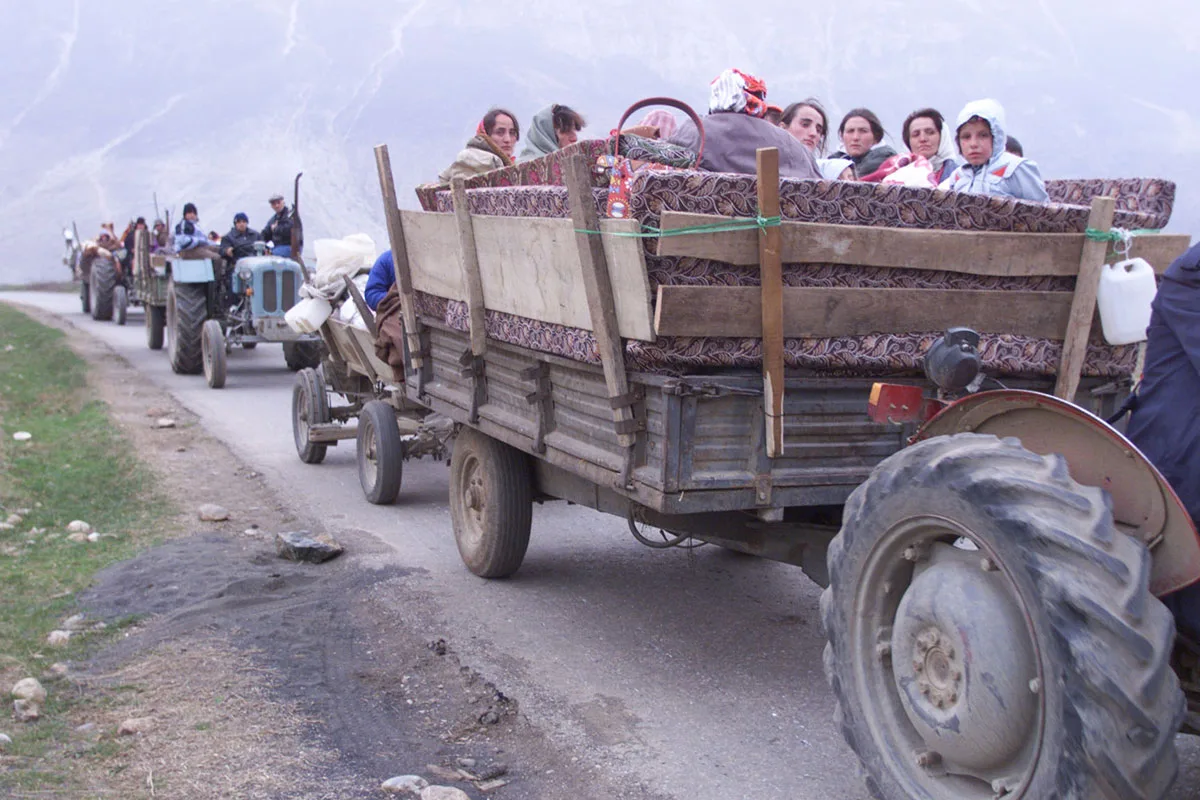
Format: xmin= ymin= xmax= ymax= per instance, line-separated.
xmin=476 ymin=779 xmax=509 ymax=792
xmin=86 ymin=531 xmax=103 ymax=543
xmin=0 ymin=732 xmax=11 ymax=750
xmin=12 ymin=431 xmax=31 ymax=441
xmin=198 ymin=504 xmax=230 ymax=522
xmin=5 ymin=513 xmax=22 ymax=525
xmin=456 ymin=757 xmax=477 ymax=769
xmin=275 ymin=531 xmax=343 ymax=563
xmin=48 ymin=663 xmax=69 ymax=677
xmin=118 ymin=717 xmax=155 ymax=736
xmin=145 ymin=406 xmax=171 ymax=417
xmin=0 ymin=523 xmax=13 ymax=532
xmin=67 ymin=532 xmax=88 ymax=543
xmin=420 ymin=787 xmax=471 ymax=800
xmin=46 ymin=630 xmax=71 ymax=647
xmin=66 ymin=520 xmax=92 ymax=534
xmin=154 ymin=417 xmax=177 ymax=429
xmin=478 ymin=709 xmax=501 ymax=726
xmin=475 ymin=763 xmax=507 ymax=781
xmin=12 ymin=679 xmax=46 ymax=704
xmin=13 ymin=699 xmax=40 ymax=722
xmin=425 ymin=765 xmax=466 ymax=783
xmin=62 ymin=614 xmax=87 ymax=631
xmin=381 ymin=774 xmax=429 ymax=795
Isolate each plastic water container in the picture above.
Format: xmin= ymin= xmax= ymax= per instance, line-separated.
xmin=1096 ymin=257 xmax=1157 ymax=345
xmin=285 ymin=295 xmax=332 ymax=334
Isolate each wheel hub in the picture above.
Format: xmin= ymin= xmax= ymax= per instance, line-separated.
xmin=890 ymin=544 xmax=1040 ymax=774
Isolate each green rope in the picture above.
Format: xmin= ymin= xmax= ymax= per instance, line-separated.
xmin=1085 ymin=227 xmax=1160 ymax=243
xmin=575 ymin=215 xmax=781 ymax=238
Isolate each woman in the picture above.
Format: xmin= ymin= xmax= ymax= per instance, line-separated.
xmin=940 ymin=98 xmax=1048 ymax=202
xmin=901 ymin=108 xmax=958 ymax=185
xmin=830 ymin=108 xmax=896 ymax=178
xmin=780 ymin=99 xmax=828 ymax=155
xmin=517 ymin=104 xmax=586 ymax=162
xmin=438 ymin=107 xmax=520 ymax=183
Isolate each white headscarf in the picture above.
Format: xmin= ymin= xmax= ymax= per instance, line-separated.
xmin=709 ymin=69 xmax=749 ymax=114
xmin=818 ymin=158 xmax=853 ymax=181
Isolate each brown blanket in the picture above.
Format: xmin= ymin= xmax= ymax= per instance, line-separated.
xmin=373 ymin=284 xmax=407 ymax=382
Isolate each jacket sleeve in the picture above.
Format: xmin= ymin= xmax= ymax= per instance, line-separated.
xmin=219 ymin=233 xmax=234 ymax=254
xmin=1156 ymin=277 xmax=1200 ymax=379
xmin=1007 ymin=160 xmax=1049 ymax=203
xmin=364 ymin=252 xmax=395 ymax=311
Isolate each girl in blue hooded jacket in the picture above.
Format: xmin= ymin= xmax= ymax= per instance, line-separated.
xmin=939 ymin=99 xmax=1048 ymax=203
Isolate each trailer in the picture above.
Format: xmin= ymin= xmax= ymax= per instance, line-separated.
xmin=372 ymin=133 xmax=1200 ymax=799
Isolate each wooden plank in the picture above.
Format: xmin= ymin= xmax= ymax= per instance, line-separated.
xmin=401 ymin=210 xmax=655 ymax=341
xmin=757 ymin=148 xmax=785 ymax=459
xmin=373 ymin=144 xmax=423 ymax=368
xmin=450 ymin=177 xmax=487 ymax=356
xmin=654 ymin=285 xmax=1074 ymax=340
xmin=1123 ymin=234 xmax=1192 ymax=274
xmin=1056 ymin=196 xmax=1116 ymax=400
xmin=564 ymin=154 xmax=636 ymax=450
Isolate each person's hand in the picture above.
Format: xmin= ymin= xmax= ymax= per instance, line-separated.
xmin=224 ymin=247 xmax=233 ymax=257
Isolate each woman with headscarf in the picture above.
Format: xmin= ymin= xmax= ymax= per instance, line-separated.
xmin=830 ymin=108 xmax=897 ymax=178
xmin=666 ymin=68 xmax=819 ymax=179
xmin=517 ymin=104 xmax=586 ymax=162
xmin=901 ymin=108 xmax=959 ymax=185
xmin=438 ymin=107 xmax=521 ymax=183
xmin=780 ymin=99 xmax=829 ymax=156
xmin=940 ymin=98 xmax=1048 ymax=202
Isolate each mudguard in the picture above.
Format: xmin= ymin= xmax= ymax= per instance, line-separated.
xmin=915 ymin=389 xmax=1200 ymax=596
xmin=169 ymin=258 xmax=215 ymax=284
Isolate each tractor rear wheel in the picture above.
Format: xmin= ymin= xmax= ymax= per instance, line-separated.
xmin=822 ymin=433 xmax=1183 ymax=800
xmin=166 ymin=279 xmax=207 ymax=375
xmin=89 ymin=258 xmax=116 ymax=321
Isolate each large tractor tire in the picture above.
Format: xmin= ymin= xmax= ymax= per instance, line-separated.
xmin=201 ymin=319 xmax=227 ymax=389
xmin=89 ymin=257 xmax=117 ymax=321
xmin=166 ymin=278 xmax=207 ymax=375
xmin=145 ymin=304 xmax=166 ymax=350
xmin=283 ymin=340 xmax=324 ymax=372
xmin=291 ymin=367 xmax=329 ymax=464
xmin=114 ymin=284 xmax=128 ymax=326
xmin=449 ymin=426 xmax=533 ymax=578
xmin=821 ymin=433 xmax=1183 ymax=800
xmin=357 ymin=400 xmax=404 ymax=505
xmin=79 ymin=280 xmax=90 ymax=314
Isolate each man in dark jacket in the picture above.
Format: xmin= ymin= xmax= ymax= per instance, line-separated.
xmin=220 ymin=213 xmax=261 ymax=263
xmin=262 ymin=193 xmax=299 ymax=258
xmin=1127 ymin=241 xmax=1200 ymax=636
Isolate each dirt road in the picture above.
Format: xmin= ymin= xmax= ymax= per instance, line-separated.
xmin=5 ymin=290 xmax=1200 ymax=799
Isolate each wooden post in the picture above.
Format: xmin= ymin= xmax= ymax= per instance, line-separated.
xmin=757 ymin=148 xmax=785 ymax=458
xmin=450 ymin=177 xmax=487 ymax=357
xmin=373 ymin=144 xmax=423 ymax=368
xmin=1055 ymin=196 xmax=1116 ymax=401
xmin=564 ymin=154 xmax=637 ymax=449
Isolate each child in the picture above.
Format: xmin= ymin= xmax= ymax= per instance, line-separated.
xmin=939 ymin=99 xmax=1047 ymax=202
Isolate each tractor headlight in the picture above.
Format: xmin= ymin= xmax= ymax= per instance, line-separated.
xmin=238 ymin=268 xmax=252 ymax=282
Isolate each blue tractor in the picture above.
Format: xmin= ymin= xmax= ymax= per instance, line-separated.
xmin=164 ymin=247 xmax=324 ymax=388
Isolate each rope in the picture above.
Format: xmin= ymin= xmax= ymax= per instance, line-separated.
xmin=1084 ymin=227 xmax=1160 ymax=242
xmin=576 ymin=215 xmax=781 ymax=239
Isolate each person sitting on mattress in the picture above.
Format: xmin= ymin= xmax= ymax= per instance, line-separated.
xmin=667 ymin=68 xmax=820 ymax=179
xmin=939 ymin=99 xmax=1048 ymax=202
xmin=439 ymin=107 xmax=521 ymax=183
xmin=517 ymin=104 xmax=586 ymax=162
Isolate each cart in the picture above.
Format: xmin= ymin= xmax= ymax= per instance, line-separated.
xmin=132 ymin=229 xmax=169 ymax=347
xmin=291 ymin=276 xmax=450 ymax=504
xmin=369 ymin=133 xmax=1200 ymax=800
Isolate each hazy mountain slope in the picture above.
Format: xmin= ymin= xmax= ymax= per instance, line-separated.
xmin=1 ymin=0 xmax=1196 ymax=284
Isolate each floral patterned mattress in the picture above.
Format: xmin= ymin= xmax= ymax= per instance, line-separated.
xmin=412 ymin=140 xmax=1174 ymax=378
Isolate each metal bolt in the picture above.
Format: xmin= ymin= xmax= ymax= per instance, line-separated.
xmin=903 ymin=544 xmax=927 ymax=562
xmin=1029 ymin=677 xmax=1042 ymax=695
xmin=945 ymin=645 xmax=955 ymax=660
xmin=949 ymin=691 xmax=958 ymax=704
xmin=915 ymin=750 xmax=942 ymax=769
xmin=876 ymin=642 xmax=892 ymax=660
xmin=921 ymin=685 xmax=931 ymax=697
xmin=980 ymin=557 xmax=998 ymax=572
xmin=913 ymin=661 xmax=925 ymax=673
xmin=952 ymin=670 xmax=962 ymax=682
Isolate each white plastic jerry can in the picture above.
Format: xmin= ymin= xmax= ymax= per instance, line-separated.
xmin=1096 ymin=257 xmax=1158 ymax=345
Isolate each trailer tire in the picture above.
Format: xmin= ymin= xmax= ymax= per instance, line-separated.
xmin=284 ymin=340 xmax=323 ymax=372
xmin=80 ymin=280 xmax=90 ymax=314
xmin=822 ymin=433 xmax=1183 ymax=800
xmin=166 ymin=279 xmax=207 ymax=375
xmin=357 ymin=400 xmax=404 ymax=505
xmin=114 ymin=284 xmax=128 ymax=326
xmin=449 ymin=427 xmax=533 ymax=578
xmin=89 ymin=258 xmax=116 ymax=321
xmin=201 ymin=320 xmax=227 ymax=389
xmin=145 ymin=304 xmax=165 ymax=350
xmin=291 ymin=367 xmax=329 ymax=464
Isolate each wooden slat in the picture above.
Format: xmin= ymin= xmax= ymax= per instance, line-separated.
xmin=1121 ymin=234 xmax=1192 ymax=274
xmin=654 ymin=286 xmax=1075 ymax=340
xmin=564 ymin=154 xmax=636 ymax=450
xmin=450 ymin=177 xmax=487 ymax=356
xmin=373 ymin=144 xmax=423 ymax=368
xmin=1056 ymin=196 xmax=1116 ymax=399
xmin=399 ymin=211 xmax=655 ymax=341
xmin=757 ymin=148 xmax=785 ymax=459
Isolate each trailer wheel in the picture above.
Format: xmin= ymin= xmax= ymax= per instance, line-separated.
xmin=291 ymin=367 xmax=329 ymax=464
xmin=166 ymin=279 xmax=206 ymax=375
xmin=89 ymin=258 xmax=116 ymax=321
xmin=283 ymin=340 xmax=323 ymax=371
xmin=201 ymin=320 xmax=227 ymax=389
xmin=114 ymin=285 xmax=128 ymax=326
xmin=357 ymin=400 xmax=404 ymax=505
xmin=145 ymin=304 xmax=165 ymax=350
xmin=449 ymin=427 xmax=533 ymax=578
xmin=80 ymin=280 xmax=90 ymax=314
xmin=821 ymin=433 xmax=1183 ymax=800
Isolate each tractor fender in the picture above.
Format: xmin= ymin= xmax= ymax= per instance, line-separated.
xmin=915 ymin=389 xmax=1200 ymax=596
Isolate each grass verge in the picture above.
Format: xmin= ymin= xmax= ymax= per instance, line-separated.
xmin=0 ymin=303 xmax=172 ymax=794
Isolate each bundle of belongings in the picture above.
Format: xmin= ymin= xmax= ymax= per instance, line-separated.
xmin=300 ymin=233 xmax=377 ymax=329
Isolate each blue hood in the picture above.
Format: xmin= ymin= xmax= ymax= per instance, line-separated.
xmin=955 ymin=98 xmax=1009 ymax=171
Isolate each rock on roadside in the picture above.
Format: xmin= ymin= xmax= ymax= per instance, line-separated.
xmin=0 ymin=732 xmax=11 ymax=749
xmin=118 ymin=717 xmax=155 ymax=736
xmin=275 ymin=531 xmax=343 ymax=563
xmin=12 ymin=679 xmax=46 ymax=704
xmin=198 ymin=504 xmax=231 ymax=522
xmin=381 ymin=775 xmax=429 ymax=795
xmin=66 ymin=520 xmax=92 ymax=534
xmin=46 ymin=630 xmax=71 ymax=647
xmin=420 ymin=787 xmax=472 ymax=800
